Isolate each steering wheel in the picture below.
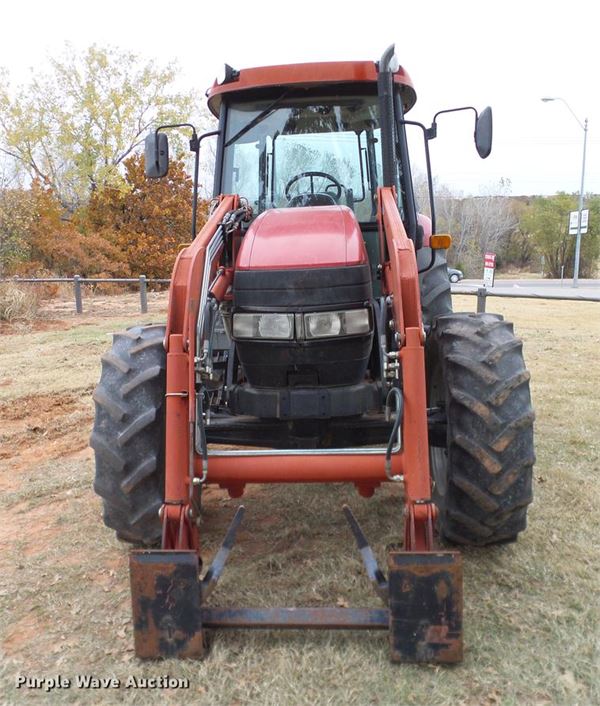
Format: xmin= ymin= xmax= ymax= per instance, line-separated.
xmin=284 ymin=171 xmax=343 ymax=201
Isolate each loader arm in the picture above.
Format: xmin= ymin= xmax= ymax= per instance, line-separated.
xmin=377 ymin=186 xmax=437 ymax=551
xmin=161 ymin=195 xmax=238 ymax=550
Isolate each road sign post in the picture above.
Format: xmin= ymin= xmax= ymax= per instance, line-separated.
xmin=483 ymin=252 xmax=496 ymax=288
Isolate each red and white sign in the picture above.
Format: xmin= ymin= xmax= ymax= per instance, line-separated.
xmin=484 ymin=252 xmax=496 ymax=268
xmin=483 ymin=252 xmax=496 ymax=287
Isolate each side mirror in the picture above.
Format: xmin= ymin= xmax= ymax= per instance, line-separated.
xmin=144 ymin=132 xmax=169 ymax=178
xmin=475 ymin=107 xmax=493 ymax=159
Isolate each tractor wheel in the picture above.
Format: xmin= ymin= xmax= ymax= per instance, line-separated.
xmin=426 ymin=313 xmax=535 ymax=545
xmin=418 ymin=248 xmax=453 ymax=328
xmin=90 ymin=324 xmax=166 ymax=545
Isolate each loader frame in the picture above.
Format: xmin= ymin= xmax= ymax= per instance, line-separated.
xmin=130 ymin=186 xmax=463 ymax=663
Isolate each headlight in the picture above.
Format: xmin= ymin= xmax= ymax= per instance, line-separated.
xmin=233 ymin=313 xmax=294 ymax=339
xmin=304 ymin=308 xmax=371 ymax=339
xmin=305 ymin=312 xmax=342 ymax=338
xmin=233 ymin=309 xmax=371 ymax=340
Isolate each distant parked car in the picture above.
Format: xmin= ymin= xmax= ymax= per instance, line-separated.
xmin=448 ymin=268 xmax=463 ymax=283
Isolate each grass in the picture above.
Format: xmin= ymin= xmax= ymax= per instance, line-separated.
xmin=0 ymin=282 xmax=39 ymax=322
xmin=0 ymin=318 xmax=151 ymax=401
xmin=0 ymin=293 xmax=599 ymax=705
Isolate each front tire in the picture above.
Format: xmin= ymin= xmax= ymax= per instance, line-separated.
xmin=426 ymin=313 xmax=535 ymax=545
xmin=90 ymin=324 xmax=166 ymax=545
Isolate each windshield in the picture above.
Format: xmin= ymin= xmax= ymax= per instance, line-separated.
xmin=222 ymin=95 xmax=383 ymax=222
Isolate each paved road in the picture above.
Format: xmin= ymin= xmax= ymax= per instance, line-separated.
xmin=453 ymin=278 xmax=600 ymax=301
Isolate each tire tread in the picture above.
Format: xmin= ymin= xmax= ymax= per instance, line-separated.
xmin=428 ymin=312 xmax=535 ymax=545
xmin=90 ymin=325 xmax=166 ymax=546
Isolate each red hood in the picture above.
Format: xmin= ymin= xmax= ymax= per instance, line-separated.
xmin=236 ymin=206 xmax=368 ymax=270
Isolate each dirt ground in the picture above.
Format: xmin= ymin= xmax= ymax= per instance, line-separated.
xmin=0 ymin=291 xmax=599 ymax=705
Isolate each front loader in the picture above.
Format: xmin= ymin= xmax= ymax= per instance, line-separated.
xmin=91 ymin=46 xmax=534 ymax=663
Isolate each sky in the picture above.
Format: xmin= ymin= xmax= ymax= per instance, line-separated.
xmin=1 ymin=0 xmax=598 ymax=198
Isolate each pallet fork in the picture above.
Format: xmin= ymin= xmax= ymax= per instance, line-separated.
xmin=131 ymin=506 xmax=462 ymax=663
xmin=128 ymin=189 xmax=463 ymax=664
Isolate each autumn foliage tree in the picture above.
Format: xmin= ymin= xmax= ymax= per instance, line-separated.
xmin=17 ymin=182 xmax=123 ymax=276
xmin=0 ymin=42 xmax=212 ymax=279
xmin=86 ymin=154 xmax=206 ymax=278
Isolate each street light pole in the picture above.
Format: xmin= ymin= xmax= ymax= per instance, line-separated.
xmin=541 ymin=97 xmax=588 ymax=287
xmin=573 ymin=118 xmax=588 ymax=286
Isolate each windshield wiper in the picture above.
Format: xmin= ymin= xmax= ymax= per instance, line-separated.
xmin=224 ymin=93 xmax=288 ymax=147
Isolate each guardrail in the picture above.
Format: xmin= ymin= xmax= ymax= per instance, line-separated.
xmin=2 ymin=277 xmax=598 ymax=316
xmin=0 ymin=276 xmax=170 ymax=314
xmin=453 ymin=286 xmax=600 ymax=312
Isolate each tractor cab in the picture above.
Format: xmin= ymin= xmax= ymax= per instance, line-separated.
xmin=219 ymin=90 xmax=396 ymax=307
xmin=220 ymin=91 xmax=390 ymax=220
xmin=208 ymin=60 xmax=418 ymax=246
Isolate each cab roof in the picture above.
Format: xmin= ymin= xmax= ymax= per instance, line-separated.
xmin=206 ymin=60 xmax=416 ymax=117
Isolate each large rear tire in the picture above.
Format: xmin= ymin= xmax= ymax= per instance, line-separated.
xmin=426 ymin=313 xmax=535 ymax=545
xmin=418 ymin=248 xmax=453 ymax=328
xmin=90 ymin=324 xmax=166 ymax=545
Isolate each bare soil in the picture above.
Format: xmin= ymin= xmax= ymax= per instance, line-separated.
xmin=0 ymin=293 xmax=598 ymax=705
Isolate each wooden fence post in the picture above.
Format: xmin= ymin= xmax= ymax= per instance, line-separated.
xmin=476 ymin=287 xmax=487 ymax=313
xmin=139 ymin=275 xmax=148 ymax=314
xmin=73 ymin=275 xmax=83 ymax=314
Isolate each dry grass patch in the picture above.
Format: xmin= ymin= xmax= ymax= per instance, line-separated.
xmin=0 ymin=282 xmax=39 ymax=322
xmin=0 ymin=294 xmax=598 ymax=705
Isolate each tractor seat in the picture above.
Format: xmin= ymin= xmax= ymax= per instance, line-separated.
xmin=288 ymin=192 xmax=336 ymax=208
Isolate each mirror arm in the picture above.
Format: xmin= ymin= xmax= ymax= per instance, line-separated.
xmin=192 ymin=134 xmax=200 ymax=239
xmin=425 ymin=123 xmax=437 ymax=140
xmin=153 ymin=124 xmax=221 ymax=239
xmin=402 ymin=118 xmax=437 ymax=241
xmin=426 ymin=106 xmax=478 ymax=140
xmin=157 ymin=122 xmax=198 ymax=135
xmin=191 ymin=130 xmax=220 ymax=239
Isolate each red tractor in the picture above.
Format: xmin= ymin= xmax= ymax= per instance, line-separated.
xmin=91 ymin=46 xmax=534 ymax=663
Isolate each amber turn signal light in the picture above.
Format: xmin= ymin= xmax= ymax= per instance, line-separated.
xmin=430 ymin=234 xmax=452 ymax=250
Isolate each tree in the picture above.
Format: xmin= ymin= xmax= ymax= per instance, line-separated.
xmin=0 ymin=44 xmax=195 ymax=211
xmin=0 ymin=188 xmax=35 ymax=276
xmin=0 ymin=163 xmax=35 ymax=275
xmin=497 ymin=198 xmax=537 ymax=271
xmin=14 ymin=182 xmax=123 ymax=276
xmin=582 ymin=196 xmax=600 ymax=277
xmin=436 ymin=180 xmax=519 ymax=275
xmin=86 ymin=154 xmax=205 ymax=278
xmin=520 ymin=193 xmax=599 ymax=278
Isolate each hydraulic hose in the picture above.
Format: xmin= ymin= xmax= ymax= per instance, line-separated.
xmin=385 ymin=387 xmax=403 ymax=482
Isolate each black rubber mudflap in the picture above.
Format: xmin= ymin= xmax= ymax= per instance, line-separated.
xmin=130 ymin=550 xmax=204 ymax=659
xmin=388 ymin=551 xmax=462 ymax=663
